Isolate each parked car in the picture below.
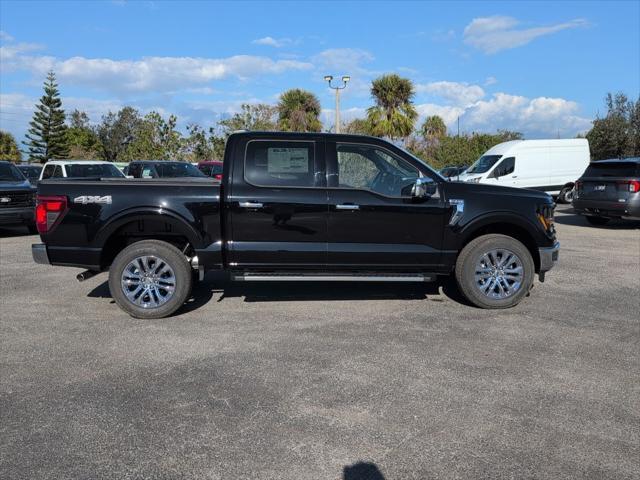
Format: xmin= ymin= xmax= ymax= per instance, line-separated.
xmin=439 ymin=165 xmax=468 ymax=180
xmin=17 ymin=164 xmax=43 ymax=186
xmin=113 ymin=162 xmax=129 ymax=173
xmin=458 ymin=139 xmax=590 ymax=203
xmin=572 ymin=158 xmax=640 ymax=225
xmin=40 ymin=161 xmax=125 ymax=180
xmin=0 ymin=161 xmax=37 ymax=233
xmin=197 ymin=161 xmax=224 ymax=180
xmin=32 ymin=132 xmax=559 ymax=318
xmin=127 ymin=161 xmax=206 ymax=179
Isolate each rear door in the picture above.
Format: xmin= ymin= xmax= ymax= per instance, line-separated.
xmin=226 ymin=136 xmax=327 ymax=269
xmin=326 ymin=141 xmax=448 ymax=270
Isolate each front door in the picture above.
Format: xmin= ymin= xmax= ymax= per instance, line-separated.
xmin=227 ymin=137 xmax=327 ymax=270
xmin=326 ymin=141 xmax=448 ymax=271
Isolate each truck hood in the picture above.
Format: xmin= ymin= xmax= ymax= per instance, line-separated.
xmin=444 ymin=180 xmax=553 ymax=202
xmin=456 ymin=172 xmax=482 ymax=182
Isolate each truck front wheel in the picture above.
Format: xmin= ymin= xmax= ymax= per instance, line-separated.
xmin=455 ymin=234 xmax=534 ymax=309
xmin=109 ymin=239 xmax=193 ymax=319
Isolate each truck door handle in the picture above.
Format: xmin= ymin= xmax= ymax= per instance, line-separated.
xmin=239 ymin=202 xmax=263 ymax=208
xmin=336 ymin=204 xmax=360 ymax=210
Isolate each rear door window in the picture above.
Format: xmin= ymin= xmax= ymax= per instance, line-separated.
xmin=245 ymin=141 xmax=317 ymax=188
xmin=584 ymin=162 xmax=640 ymax=177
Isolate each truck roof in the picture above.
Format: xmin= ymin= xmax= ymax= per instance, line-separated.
xmin=43 ymin=160 xmax=114 ymax=165
xmin=483 ymin=138 xmax=589 ymax=156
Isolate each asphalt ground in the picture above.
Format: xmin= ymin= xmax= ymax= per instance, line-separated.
xmin=1 ymin=205 xmax=639 ymax=479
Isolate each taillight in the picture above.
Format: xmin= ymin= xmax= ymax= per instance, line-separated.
xmin=618 ymin=180 xmax=640 ymax=193
xmin=575 ymin=180 xmax=583 ymax=191
xmin=35 ymin=195 xmax=68 ymax=234
xmin=214 ymin=174 xmax=222 ymax=180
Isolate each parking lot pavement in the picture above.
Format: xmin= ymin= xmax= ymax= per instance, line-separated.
xmin=1 ymin=206 xmax=638 ymax=479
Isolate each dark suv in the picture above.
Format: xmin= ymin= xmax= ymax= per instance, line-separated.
xmin=572 ymin=158 xmax=640 ymax=225
xmin=127 ymin=161 xmax=205 ymax=179
xmin=0 ymin=161 xmax=37 ymax=233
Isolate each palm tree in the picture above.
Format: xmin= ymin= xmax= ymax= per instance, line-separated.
xmin=366 ymin=74 xmax=418 ymax=141
xmin=277 ymin=89 xmax=322 ymax=132
xmin=421 ymin=115 xmax=447 ymax=144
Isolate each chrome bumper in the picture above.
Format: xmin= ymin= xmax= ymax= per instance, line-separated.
xmin=538 ymin=242 xmax=560 ymax=279
xmin=32 ymin=243 xmax=50 ymax=265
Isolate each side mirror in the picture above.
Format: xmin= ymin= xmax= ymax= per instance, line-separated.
xmin=411 ymin=177 xmax=437 ymax=198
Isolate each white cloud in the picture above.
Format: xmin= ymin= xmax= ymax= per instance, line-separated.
xmin=252 ymin=36 xmax=291 ymax=48
xmin=415 ymin=103 xmax=466 ymax=127
xmin=463 ymin=16 xmax=588 ymax=54
xmin=313 ymin=48 xmax=374 ymax=72
xmin=432 ymin=29 xmax=456 ymax=42
xmin=484 ymin=76 xmax=497 ymax=86
xmin=0 ymin=42 xmax=45 ymax=64
xmin=0 ymin=30 xmax=14 ymax=42
xmin=416 ymin=81 xmax=485 ymax=106
xmin=415 ymin=92 xmax=592 ymax=137
xmin=5 ymin=51 xmax=313 ymax=94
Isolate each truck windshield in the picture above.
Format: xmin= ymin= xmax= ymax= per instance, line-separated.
xmin=466 ymin=155 xmax=503 ymax=174
xmin=157 ymin=163 xmax=205 ymax=178
xmin=583 ymin=161 xmax=640 ymax=177
xmin=66 ymin=164 xmax=124 ymax=178
xmin=0 ymin=163 xmax=27 ymax=182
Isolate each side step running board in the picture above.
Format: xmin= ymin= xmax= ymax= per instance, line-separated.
xmin=232 ymin=273 xmax=437 ymax=282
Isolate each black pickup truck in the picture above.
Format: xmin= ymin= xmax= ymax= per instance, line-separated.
xmin=32 ymin=132 xmax=559 ymax=318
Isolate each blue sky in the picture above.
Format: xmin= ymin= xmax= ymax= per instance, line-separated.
xmin=1 ymin=0 xmax=638 ymax=144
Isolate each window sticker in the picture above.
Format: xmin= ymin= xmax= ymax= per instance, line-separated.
xmin=267 ymin=148 xmax=309 ymax=173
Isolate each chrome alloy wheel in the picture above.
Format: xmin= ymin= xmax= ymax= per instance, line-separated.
xmin=120 ymin=255 xmax=176 ymax=308
xmin=474 ymin=249 xmax=524 ymax=300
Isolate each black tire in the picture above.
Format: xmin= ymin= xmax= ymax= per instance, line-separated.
xmin=586 ymin=216 xmax=610 ymax=226
xmin=108 ymin=239 xmax=193 ymax=319
xmin=455 ymin=234 xmax=535 ymax=309
xmin=557 ymin=186 xmax=574 ymax=204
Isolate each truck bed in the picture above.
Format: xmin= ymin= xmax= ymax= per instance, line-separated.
xmin=37 ymin=177 xmax=222 ymax=270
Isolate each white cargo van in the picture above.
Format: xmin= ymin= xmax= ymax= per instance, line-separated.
xmin=458 ymin=139 xmax=590 ymax=202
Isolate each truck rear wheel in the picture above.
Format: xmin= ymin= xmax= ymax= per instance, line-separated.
xmin=455 ymin=234 xmax=534 ymax=309
xmin=109 ymin=239 xmax=193 ymax=319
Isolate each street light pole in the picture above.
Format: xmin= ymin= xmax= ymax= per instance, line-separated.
xmin=324 ymin=75 xmax=350 ymax=133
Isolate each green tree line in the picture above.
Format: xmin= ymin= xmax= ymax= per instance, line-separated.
xmin=2 ymin=71 xmax=638 ymax=168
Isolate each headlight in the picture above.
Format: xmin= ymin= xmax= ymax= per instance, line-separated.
xmin=467 ymin=177 xmax=481 ymax=183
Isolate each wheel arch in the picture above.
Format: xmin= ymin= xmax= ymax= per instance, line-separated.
xmin=96 ymin=208 xmax=202 ymax=269
xmin=458 ymin=215 xmax=541 ymax=272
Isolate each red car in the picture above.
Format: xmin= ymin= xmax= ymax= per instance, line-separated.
xmin=197 ymin=161 xmax=223 ymax=180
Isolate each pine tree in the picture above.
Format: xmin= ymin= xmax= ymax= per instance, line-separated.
xmin=24 ymin=71 xmax=69 ymax=163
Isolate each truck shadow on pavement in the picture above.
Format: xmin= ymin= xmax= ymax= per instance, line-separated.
xmin=88 ymin=271 xmax=472 ymax=314
xmin=0 ymin=226 xmax=36 ymax=238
